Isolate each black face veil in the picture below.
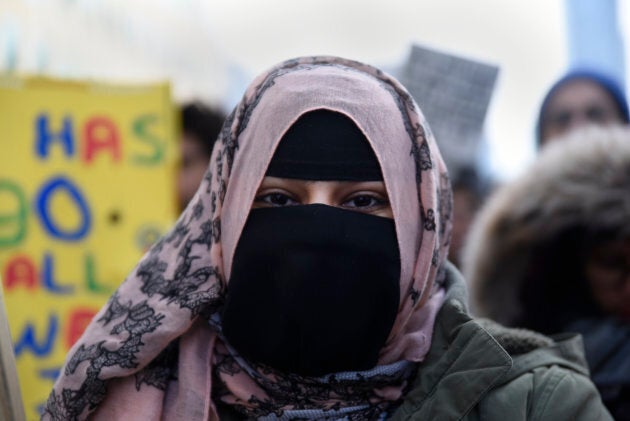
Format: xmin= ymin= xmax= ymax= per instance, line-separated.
xmin=222 ymin=109 xmax=401 ymax=376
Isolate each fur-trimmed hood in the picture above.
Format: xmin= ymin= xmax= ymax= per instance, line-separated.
xmin=462 ymin=125 xmax=630 ymax=327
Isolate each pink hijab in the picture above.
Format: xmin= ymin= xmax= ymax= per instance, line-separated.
xmin=43 ymin=56 xmax=452 ymax=420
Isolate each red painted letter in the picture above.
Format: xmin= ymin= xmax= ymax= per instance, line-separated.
xmin=82 ymin=117 xmax=121 ymax=163
xmin=3 ymin=256 xmax=37 ymax=291
xmin=66 ymin=308 xmax=98 ymax=349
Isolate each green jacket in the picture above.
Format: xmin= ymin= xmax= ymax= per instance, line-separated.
xmin=391 ymin=264 xmax=612 ymax=420
xmin=218 ymin=265 xmax=611 ymax=420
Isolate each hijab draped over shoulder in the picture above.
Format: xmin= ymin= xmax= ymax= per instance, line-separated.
xmin=43 ymin=56 xmax=452 ymax=420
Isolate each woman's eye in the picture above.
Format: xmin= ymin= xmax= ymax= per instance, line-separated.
xmin=343 ymin=195 xmax=386 ymax=209
xmin=255 ymin=192 xmax=297 ymax=207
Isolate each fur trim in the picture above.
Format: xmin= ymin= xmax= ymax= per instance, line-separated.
xmin=477 ymin=319 xmax=554 ymax=355
xmin=462 ymin=125 xmax=630 ymax=324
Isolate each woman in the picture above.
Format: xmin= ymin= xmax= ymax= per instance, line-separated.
xmin=536 ymin=70 xmax=629 ymax=147
xmin=463 ymin=126 xmax=630 ymax=418
xmin=44 ymin=57 xmax=608 ymax=420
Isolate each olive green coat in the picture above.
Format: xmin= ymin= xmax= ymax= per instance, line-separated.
xmin=390 ymin=265 xmax=611 ymax=420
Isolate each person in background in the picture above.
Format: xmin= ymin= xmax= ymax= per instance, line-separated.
xmin=536 ymin=70 xmax=629 ymax=147
xmin=44 ymin=56 xmax=610 ymax=420
xmin=448 ymin=166 xmax=492 ymax=268
xmin=177 ymin=101 xmax=226 ymax=211
xmin=462 ymin=126 xmax=630 ymax=419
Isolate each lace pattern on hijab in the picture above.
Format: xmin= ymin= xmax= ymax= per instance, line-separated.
xmin=209 ymin=314 xmax=418 ymax=420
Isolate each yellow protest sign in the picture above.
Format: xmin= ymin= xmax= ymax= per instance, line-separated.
xmin=0 ymin=75 xmax=178 ymax=420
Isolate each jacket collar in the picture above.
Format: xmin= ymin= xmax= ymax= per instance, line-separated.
xmin=392 ymin=264 xmax=513 ymax=419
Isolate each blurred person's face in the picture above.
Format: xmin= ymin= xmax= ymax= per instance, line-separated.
xmin=541 ymin=79 xmax=625 ymax=144
xmin=585 ymin=238 xmax=630 ymax=321
xmin=177 ymin=133 xmax=211 ymax=211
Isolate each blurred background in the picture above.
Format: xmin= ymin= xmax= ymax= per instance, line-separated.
xmin=1 ymin=0 xmax=627 ymax=180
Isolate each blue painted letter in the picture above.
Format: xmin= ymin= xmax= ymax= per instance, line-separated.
xmin=42 ymin=252 xmax=74 ymax=294
xmin=14 ymin=314 xmax=58 ymax=357
xmin=36 ymin=176 xmax=91 ymax=241
xmin=35 ymin=114 xmax=74 ymax=159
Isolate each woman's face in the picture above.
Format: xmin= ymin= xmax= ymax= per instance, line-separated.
xmin=585 ymin=238 xmax=630 ymax=320
xmin=252 ymin=176 xmax=393 ymax=219
xmin=541 ymin=79 xmax=624 ymax=144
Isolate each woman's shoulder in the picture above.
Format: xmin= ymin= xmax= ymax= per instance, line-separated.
xmin=478 ymin=318 xmax=588 ymax=373
xmin=474 ymin=319 xmax=614 ymax=420
xmin=478 ymin=320 xmax=612 ymax=420
xmin=392 ymin=301 xmax=612 ymax=420
xmin=474 ymin=361 xmax=611 ymax=421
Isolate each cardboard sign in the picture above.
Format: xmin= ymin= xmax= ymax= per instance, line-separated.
xmin=0 ymin=75 xmax=178 ymax=420
xmin=399 ymin=44 xmax=499 ymax=178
